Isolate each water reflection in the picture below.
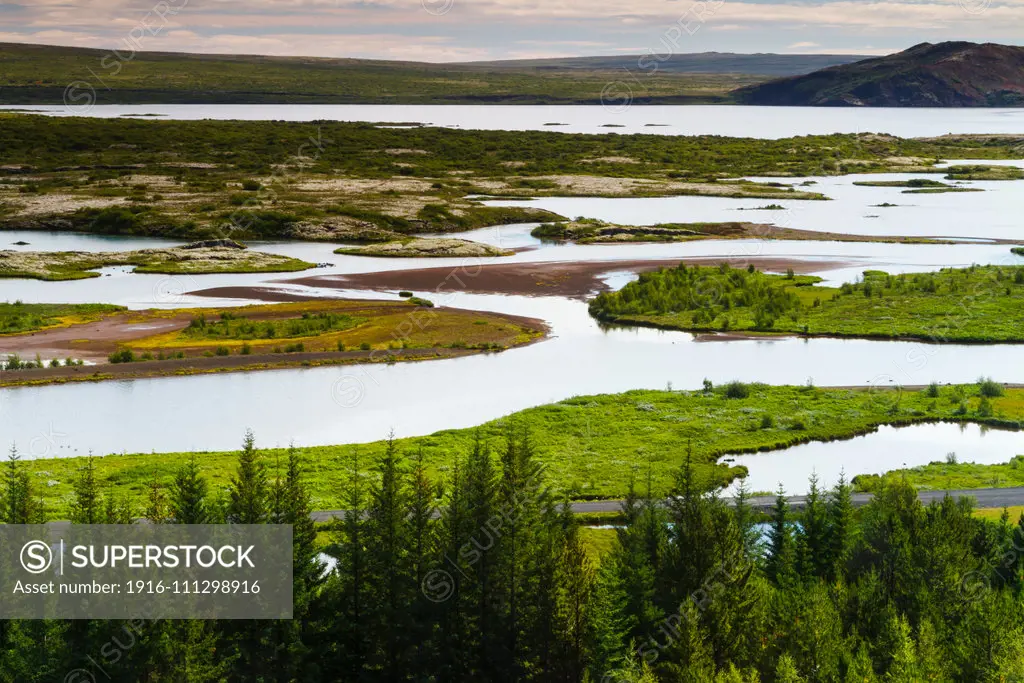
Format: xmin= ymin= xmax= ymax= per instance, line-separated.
xmin=727 ymin=422 xmax=1024 ymax=494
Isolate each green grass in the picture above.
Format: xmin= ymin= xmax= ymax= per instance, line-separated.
xmin=860 ymin=455 xmax=1024 ymax=492
xmin=19 ymin=383 xmax=1024 ymax=518
xmin=590 ymin=264 xmax=1024 ymax=343
xmin=975 ymin=505 xmax=1024 ymax=521
xmin=181 ymin=311 xmax=365 ymax=341
xmin=0 ymin=301 xmax=124 ymax=333
xmin=579 ymin=527 xmax=619 ymax=564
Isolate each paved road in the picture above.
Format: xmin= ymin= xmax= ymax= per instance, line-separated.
xmin=310 ymin=486 xmax=1024 ymax=521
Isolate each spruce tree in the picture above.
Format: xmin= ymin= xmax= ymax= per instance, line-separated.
xmin=462 ymin=431 xmax=499 ymax=677
xmin=226 ymin=429 xmax=268 ymax=524
xmin=611 ymin=473 xmax=663 ymax=647
xmin=827 ymin=472 xmax=855 ymax=581
xmin=766 ymin=485 xmax=796 ymax=585
xmin=797 ymin=473 xmax=829 ymax=580
xmin=169 ymin=455 xmax=211 ymax=524
xmin=585 ymin=560 xmax=630 ymax=681
xmin=269 ymin=444 xmax=323 ymax=681
xmin=655 ymin=603 xmax=715 ymax=683
xmin=406 ymin=447 xmax=439 ymax=677
xmin=733 ymin=479 xmax=761 ymax=561
xmin=3 ymin=445 xmax=42 ymax=524
xmin=775 ymin=653 xmax=807 ymax=683
xmin=554 ymin=501 xmax=594 ymax=682
xmin=883 ymin=615 xmax=919 ymax=682
xmin=332 ymin=447 xmax=371 ymax=675
xmin=70 ymin=454 xmax=102 ymax=524
xmin=366 ymin=434 xmax=410 ymax=679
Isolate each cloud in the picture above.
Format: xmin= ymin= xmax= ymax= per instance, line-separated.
xmin=1 ymin=0 xmax=1023 ymax=61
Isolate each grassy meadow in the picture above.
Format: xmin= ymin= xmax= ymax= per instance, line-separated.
xmin=0 ymin=301 xmax=124 ymax=333
xmin=15 ymin=382 xmax=1024 ymax=518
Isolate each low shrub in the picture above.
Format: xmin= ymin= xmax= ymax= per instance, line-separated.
xmin=108 ymin=348 xmax=135 ymax=364
xmin=723 ymin=381 xmax=750 ymax=399
xmin=978 ymin=377 xmax=1005 ymax=398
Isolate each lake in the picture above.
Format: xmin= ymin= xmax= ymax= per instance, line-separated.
xmin=728 ymin=423 xmax=1024 ymax=494
xmin=484 ymin=169 xmax=1024 ymax=242
xmin=4 ymin=104 xmax=1024 ymax=139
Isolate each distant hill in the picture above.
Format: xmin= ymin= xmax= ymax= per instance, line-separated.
xmin=733 ymin=42 xmax=1024 ymax=106
xmin=0 ymin=42 xmax=851 ymax=106
xmin=461 ymin=52 xmax=864 ymax=77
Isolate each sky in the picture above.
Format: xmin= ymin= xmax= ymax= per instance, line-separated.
xmin=0 ymin=0 xmax=1021 ymax=62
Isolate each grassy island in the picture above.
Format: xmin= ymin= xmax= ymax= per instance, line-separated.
xmin=335 ymin=237 xmax=513 ymax=258
xmin=0 ymin=298 xmax=545 ymax=386
xmin=0 ymin=245 xmax=314 ymax=280
xmin=589 ymin=263 xmax=1024 ymax=343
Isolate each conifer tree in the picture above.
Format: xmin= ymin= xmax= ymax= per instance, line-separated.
xmin=269 ymin=444 xmax=323 ymax=681
xmin=365 ymin=434 xmax=411 ymax=679
xmin=433 ymin=457 xmax=473 ymax=681
xmin=226 ymin=429 xmax=268 ymax=524
xmin=766 ymin=485 xmax=796 ymax=585
xmin=827 ymin=472 xmax=855 ymax=581
xmin=586 ymin=560 xmax=630 ymax=681
xmin=611 ymin=471 xmax=663 ymax=647
xmin=554 ymin=501 xmax=594 ymax=682
xmin=655 ymin=603 xmax=715 ymax=683
xmin=883 ymin=615 xmax=919 ymax=682
xmin=462 ymin=431 xmax=499 ymax=676
xmin=3 ymin=445 xmax=42 ymax=524
xmin=797 ymin=473 xmax=829 ymax=580
xmin=331 ymin=447 xmax=371 ymax=675
xmin=70 ymin=454 xmax=102 ymax=524
xmin=733 ymin=479 xmax=761 ymax=561
xmin=159 ymin=620 xmax=234 ymax=682
xmin=169 ymin=455 xmax=212 ymax=524
xmin=775 ymin=653 xmax=807 ymax=683
xmin=406 ymin=447 xmax=439 ymax=676
xmin=843 ymin=643 xmax=879 ymax=682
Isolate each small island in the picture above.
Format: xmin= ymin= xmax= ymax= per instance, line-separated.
xmin=589 ymin=263 xmax=1024 ymax=343
xmin=335 ymin=237 xmax=513 ymax=258
xmin=0 ymin=242 xmax=314 ymax=281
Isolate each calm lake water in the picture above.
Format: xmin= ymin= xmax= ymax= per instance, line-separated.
xmin=5 ymin=104 xmax=1024 ymax=139
xmin=485 ymin=171 xmax=1024 ymax=242
xmin=728 ymin=423 xmax=1024 ymax=494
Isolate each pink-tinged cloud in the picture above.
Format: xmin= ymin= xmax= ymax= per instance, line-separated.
xmin=0 ymin=0 xmax=1021 ymax=60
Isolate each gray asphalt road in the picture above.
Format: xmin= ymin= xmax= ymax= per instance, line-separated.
xmin=310 ymin=486 xmax=1024 ymax=521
